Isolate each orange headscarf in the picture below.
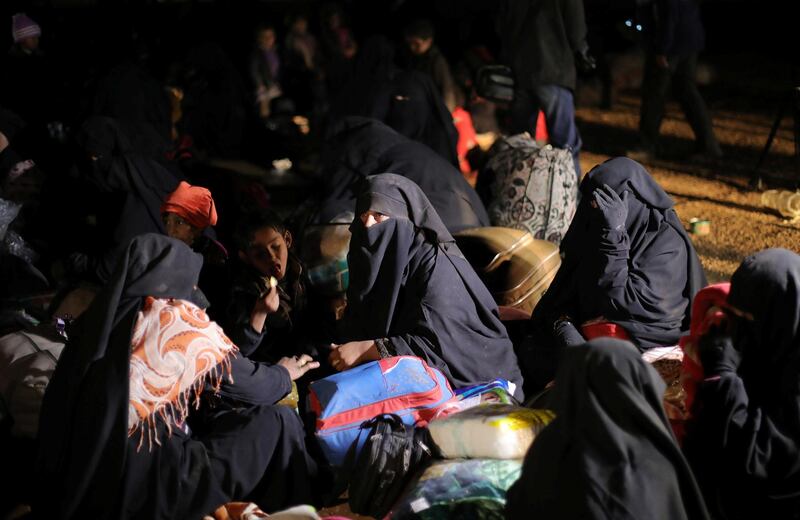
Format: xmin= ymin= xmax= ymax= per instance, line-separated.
xmin=161 ymin=181 xmax=218 ymax=229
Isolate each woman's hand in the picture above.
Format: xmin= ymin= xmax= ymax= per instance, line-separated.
xmin=593 ymin=184 xmax=629 ymax=231
xmin=329 ymin=340 xmax=381 ymax=371
xmin=277 ymin=354 xmax=320 ymax=380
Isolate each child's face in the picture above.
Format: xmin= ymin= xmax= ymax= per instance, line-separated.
xmin=406 ymin=36 xmax=432 ymax=56
xmin=163 ymin=212 xmax=202 ymax=246
xmin=240 ymin=226 xmax=292 ymax=280
xmin=19 ymin=36 xmax=39 ymax=52
xmin=292 ymin=17 xmax=308 ymax=34
xmin=257 ymin=29 xmax=276 ymax=50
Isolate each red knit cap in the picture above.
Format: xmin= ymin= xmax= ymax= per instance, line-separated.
xmin=161 ymin=181 xmax=218 ymax=229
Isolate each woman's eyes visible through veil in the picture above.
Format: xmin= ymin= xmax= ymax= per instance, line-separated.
xmin=360 ymin=211 xmax=391 ymax=228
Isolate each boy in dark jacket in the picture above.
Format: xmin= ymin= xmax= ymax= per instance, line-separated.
xmin=403 ymin=19 xmax=458 ymax=112
xmin=224 ymin=210 xmax=307 ymax=363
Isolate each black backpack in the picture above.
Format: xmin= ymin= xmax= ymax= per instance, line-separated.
xmin=347 ymin=414 xmax=436 ymax=518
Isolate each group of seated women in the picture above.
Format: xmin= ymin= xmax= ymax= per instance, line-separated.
xmin=32 ymin=156 xmax=800 ymax=519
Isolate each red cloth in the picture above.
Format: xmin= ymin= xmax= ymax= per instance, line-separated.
xmin=678 ymin=282 xmax=731 ymax=419
xmin=161 ymin=181 xmax=218 ymax=229
xmin=581 ymin=321 xmax=631 ymax=341
xmin=452 ymin=106 xmax=478 ymax=176
xmin=535 ymin=110 xmax=548 ymax=141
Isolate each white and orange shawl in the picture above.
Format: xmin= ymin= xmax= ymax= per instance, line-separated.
xmin=128 ymin=296 xmax=238 ymax=450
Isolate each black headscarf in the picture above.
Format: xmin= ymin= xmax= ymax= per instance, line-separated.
xmin=506 ymin=338 xmax=709 ymax=519
xmin=316 ymin=117 xmax=488 ymax=233
xmin=684 ymin=248 xmax=800 ymax=519
xmin=36 ymin=234 xmax=206 ymax=518
xmin=534 ymin=157 xmax=706 ymax=348
xmin=341 ymin=173 xmax=524 ymax=399
xmin=728 ymin=248 xmax=800 ymax=418
xmin=76 ymin=116 xmax=183 ymax=280
xmin=366 ymin=71 xmax=459 ymax=168
xmin=327 ymin=35 xmax=398 ymax=123
xmin=89 ymin=62 xmax=173 ymax=146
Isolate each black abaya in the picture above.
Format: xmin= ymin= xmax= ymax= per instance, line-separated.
xmin=684 ymin=248 xmax=800 ymax=519
xmin=365 ymin=70 xmax=459 ymax=168
xmin=316 ymin=116 xmax=488 ymax=233
xmin=523 ymin=158 xmax=706 ymax=390
xmin=75 ymin=116 xmax=183 ymax=281
xmin=35 ymin=234 xmax=317 ymax=519
xmin=339 ymin=174 xmax=523 ymax=400
xmin=506 ymin=338 xmax=709 ymax=520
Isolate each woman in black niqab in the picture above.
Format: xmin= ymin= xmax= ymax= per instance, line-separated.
xmin=523 ymin=157 xmax=706 ymax=391
xmin=315 ymin=116 xmax=488 ymax=233
xmin=75 ymin=116 xmax=183 ymax=281
xmin=335 ymin=173 xmax=523 ymax=399
xmin=366 ymin=71 xmax=459 ymax=168
xmin=683 ymin=248 xmax=800 ymax=519
xmin=507 ymin=338 xmax=709 ymax=519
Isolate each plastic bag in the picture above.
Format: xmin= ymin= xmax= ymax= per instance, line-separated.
xmin=435 ymin=379 xmax=517 ymax=419
xmin=428 ymin=404 xmax=554 ymax=460
xmin=387 ymin=458 xmax=522 ymax=520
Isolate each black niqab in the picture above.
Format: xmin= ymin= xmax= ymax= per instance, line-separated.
xmin=76 ymin=116 xmax=183 ymax=280
xmin=341 ymin=174 xmax=523 ymax=399
xmin=327 ymin=35 xmax=398 ymax=122
xmin=534 ymin=157 xmax=706 ymax=348
xmin=316 ymin=117 xmax=488 ymax=233
xmin=506 ymin=338 xmax=709 ymax=519
xmin=365 ymin=71 xmax=459 ymax=168
xmin=684 ymin=248 xmax=800 ymax=519
xmin=36 ymin=234 xmax=206 ymax=518
xmin=36 ymin=234 xmax=319 ymax=518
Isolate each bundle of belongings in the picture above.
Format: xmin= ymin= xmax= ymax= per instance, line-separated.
xmin=308 ymin=356 xmax=555 ymax=519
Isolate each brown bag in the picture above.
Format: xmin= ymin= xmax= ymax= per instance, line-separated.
xmin=455 ymin=227 xmax=560 ymax=316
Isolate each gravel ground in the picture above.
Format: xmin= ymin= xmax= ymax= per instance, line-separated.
xmin=577 ymin=88 xmax=799 ymax=283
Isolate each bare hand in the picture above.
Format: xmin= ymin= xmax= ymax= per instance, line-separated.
xmin=655 ymin=54 xmax=669 ymax=69
xmin=254 ymin=285 xmax=280 ymax=315
xmin=0 ymin=131 xmax=9 ymax=153
xmin=278 ymin=354 xmax=320 ymax=380
xmin=329 ymin=340 xmax=380 ymax=371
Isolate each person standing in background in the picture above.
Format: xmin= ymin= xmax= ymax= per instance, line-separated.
xmin=496 ymin=0 xmax=595 ymax=180
xmin=2 ymin=13 xmax=53 ymax=130
xmin=249 ymin=25 xmax=282 ymax=120
xmin=403 ymin=19 xmax=458 ymax=113
xmin=628 ymin=0 xmax=723 ymax=162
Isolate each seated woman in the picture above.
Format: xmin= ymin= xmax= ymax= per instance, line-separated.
xmin=683 ymin=248 xmax=800 ymax=519
xmin=506 ymin=338 xmax=709 ymax=519
xmin=317 ymin=116 xmax=488 ymax=234
xmin=329 ymin=173 xmax=524 ymax=400
xmin=73 ymin=116 xmax=183 ymax=283
xmin=35 ymin=234 xmax=320 ymax=519
xmin=523 ymin=157 xmax=706 ymax=391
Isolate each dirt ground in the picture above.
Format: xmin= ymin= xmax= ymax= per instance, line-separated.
xmin=576 ymin=77 xmax=799 ymax=283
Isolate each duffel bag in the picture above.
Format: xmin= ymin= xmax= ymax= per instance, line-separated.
xmin=483 ymin=132 xmax=577 ymax=244
xmin=309 ymin=356 xmax=454 ymax=467
xmin=454 ymin=227 xmax=560 ymax=316
xmin=348 ymin=414 xmax=435 ymax=518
